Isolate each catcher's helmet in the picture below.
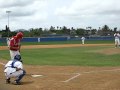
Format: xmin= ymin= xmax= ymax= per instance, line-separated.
xmin=14 ymin=54 xmax=21 ymax=61
xmin=16 ymin=32 xmax=23 ymax=39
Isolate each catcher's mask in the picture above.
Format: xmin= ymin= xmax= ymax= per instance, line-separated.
xmin=14 ymin=54 xmax=22 ymax=61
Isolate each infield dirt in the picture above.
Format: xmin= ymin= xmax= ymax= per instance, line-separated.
xmin=1 ymin=44 xmax=120 ymax=90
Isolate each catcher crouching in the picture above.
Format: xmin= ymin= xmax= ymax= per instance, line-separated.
xmin=4 ymin=54 xmax=26 ymax=85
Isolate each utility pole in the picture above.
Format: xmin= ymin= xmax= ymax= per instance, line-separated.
xmin=6 ymin=10 xmax=11 ymax=37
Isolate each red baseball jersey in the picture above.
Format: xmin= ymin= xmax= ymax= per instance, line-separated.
xmin=9 ymin=36 xmax=21 ymax=51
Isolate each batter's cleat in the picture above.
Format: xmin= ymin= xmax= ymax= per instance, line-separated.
xmin=6 ymin=78 xmax=11 ymax=84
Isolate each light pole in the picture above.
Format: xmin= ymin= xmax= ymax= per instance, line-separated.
xmin=6 ymin=10 xmax=11 ymax=37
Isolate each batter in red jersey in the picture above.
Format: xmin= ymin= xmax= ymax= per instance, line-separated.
xmin=9 ymin=32 xmax=23 ymax=60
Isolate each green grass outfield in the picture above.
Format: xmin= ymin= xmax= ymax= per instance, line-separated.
xmin=0 ymin=43 xmax=120 ymax=66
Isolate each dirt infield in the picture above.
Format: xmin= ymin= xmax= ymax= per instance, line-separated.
xmin=1 ymin=44 xmax=120 ymax=90
xmin=0 ymin=44 xmax=113 ymax=50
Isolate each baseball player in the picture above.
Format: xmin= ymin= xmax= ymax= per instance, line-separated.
xmin=114 ymin=32 xmax=120 ymax=48
xmin=6 ymin=37 xmax=11 ymax=48
xmin=81 ymin=36 xmax=85 ymax=44
xmin=4 ymin=54 xmax=26 ymax=85
xmin=9 ymin=32 xmax=23 ymax=60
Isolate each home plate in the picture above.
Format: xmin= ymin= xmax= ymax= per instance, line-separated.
xmin=31 ymin=74 xmax=43 ymax=77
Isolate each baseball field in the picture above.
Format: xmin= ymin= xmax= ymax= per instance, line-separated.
xmin=0 ymin=40 xmax=120 ymax=90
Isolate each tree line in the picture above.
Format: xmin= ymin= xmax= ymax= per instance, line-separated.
xmin=0 ymin=25 xmax=118 ymax=37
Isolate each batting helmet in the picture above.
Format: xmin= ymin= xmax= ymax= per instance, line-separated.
xmin=16 ymin=32 xmax=23 ymax=39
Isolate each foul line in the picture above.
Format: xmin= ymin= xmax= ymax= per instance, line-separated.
xmin=1 ymin=61 xmax=120 ymax=82
xmin=62 ymin=73 xmax=81 ymax=82
xmin=62 ymin=69 xmax=120 ymax=83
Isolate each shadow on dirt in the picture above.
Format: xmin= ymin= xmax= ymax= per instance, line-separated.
xmin=21 ymin=81 xmax=34 ymax=85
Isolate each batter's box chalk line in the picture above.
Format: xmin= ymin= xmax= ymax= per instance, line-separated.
xmin=31 ymin=74 xmax=43 ymax=77
xmin=61 ymin=73 xmax=81 ymax=83
xmin=61 ymin=69 xmax=120 ymax=83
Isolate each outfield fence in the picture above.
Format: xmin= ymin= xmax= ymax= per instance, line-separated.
xmin=0 ymin=36 xmax=114 ymax=43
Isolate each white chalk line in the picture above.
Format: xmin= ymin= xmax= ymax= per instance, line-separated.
xmin=1 ymin=61 xmax=120 ymax=82
xmin=62 ymin=73 xmax=81 ymax=82
xmin=61 ymin=69 xmax=120 ymax=82
xmin=31 ymin=74 xmax=43 ymax=77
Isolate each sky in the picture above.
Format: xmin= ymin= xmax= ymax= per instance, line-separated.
xmin=0 ymin=0 xmax=120 ymax=31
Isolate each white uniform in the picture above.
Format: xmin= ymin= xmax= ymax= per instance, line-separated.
xmin=114 ymin=33 xmax=120 ymax=48
xmin=81 ymin=37 xmax=85 ymax=44
xmin=4 ymin=60 xmax=24 ymax=79
xmin=6 ymin=38 xmax=11 ymax=48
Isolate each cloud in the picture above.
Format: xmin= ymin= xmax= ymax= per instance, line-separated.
xmin=54 ymin=0 xmax=120 ymax=28
xmin=0 ymin=0 xmax=34 ymax=8
xmin=0 ymin=0 xmax=120 ymax=31
xmin=55 ymin=0 xmax=120 ymax=20
xmin=0 ymin=0 xmax=47 ymax=17
xmin=0 ymin=0 xmax=48 ymax=30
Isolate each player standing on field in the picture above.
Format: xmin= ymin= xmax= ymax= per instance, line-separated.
xmin=81 ymin=36 xmax=85 ymax=44
xmin=114 ymin=32 xmax=120 ymax=48
xmin=9 ymin=32 xmax=23 ymax=59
